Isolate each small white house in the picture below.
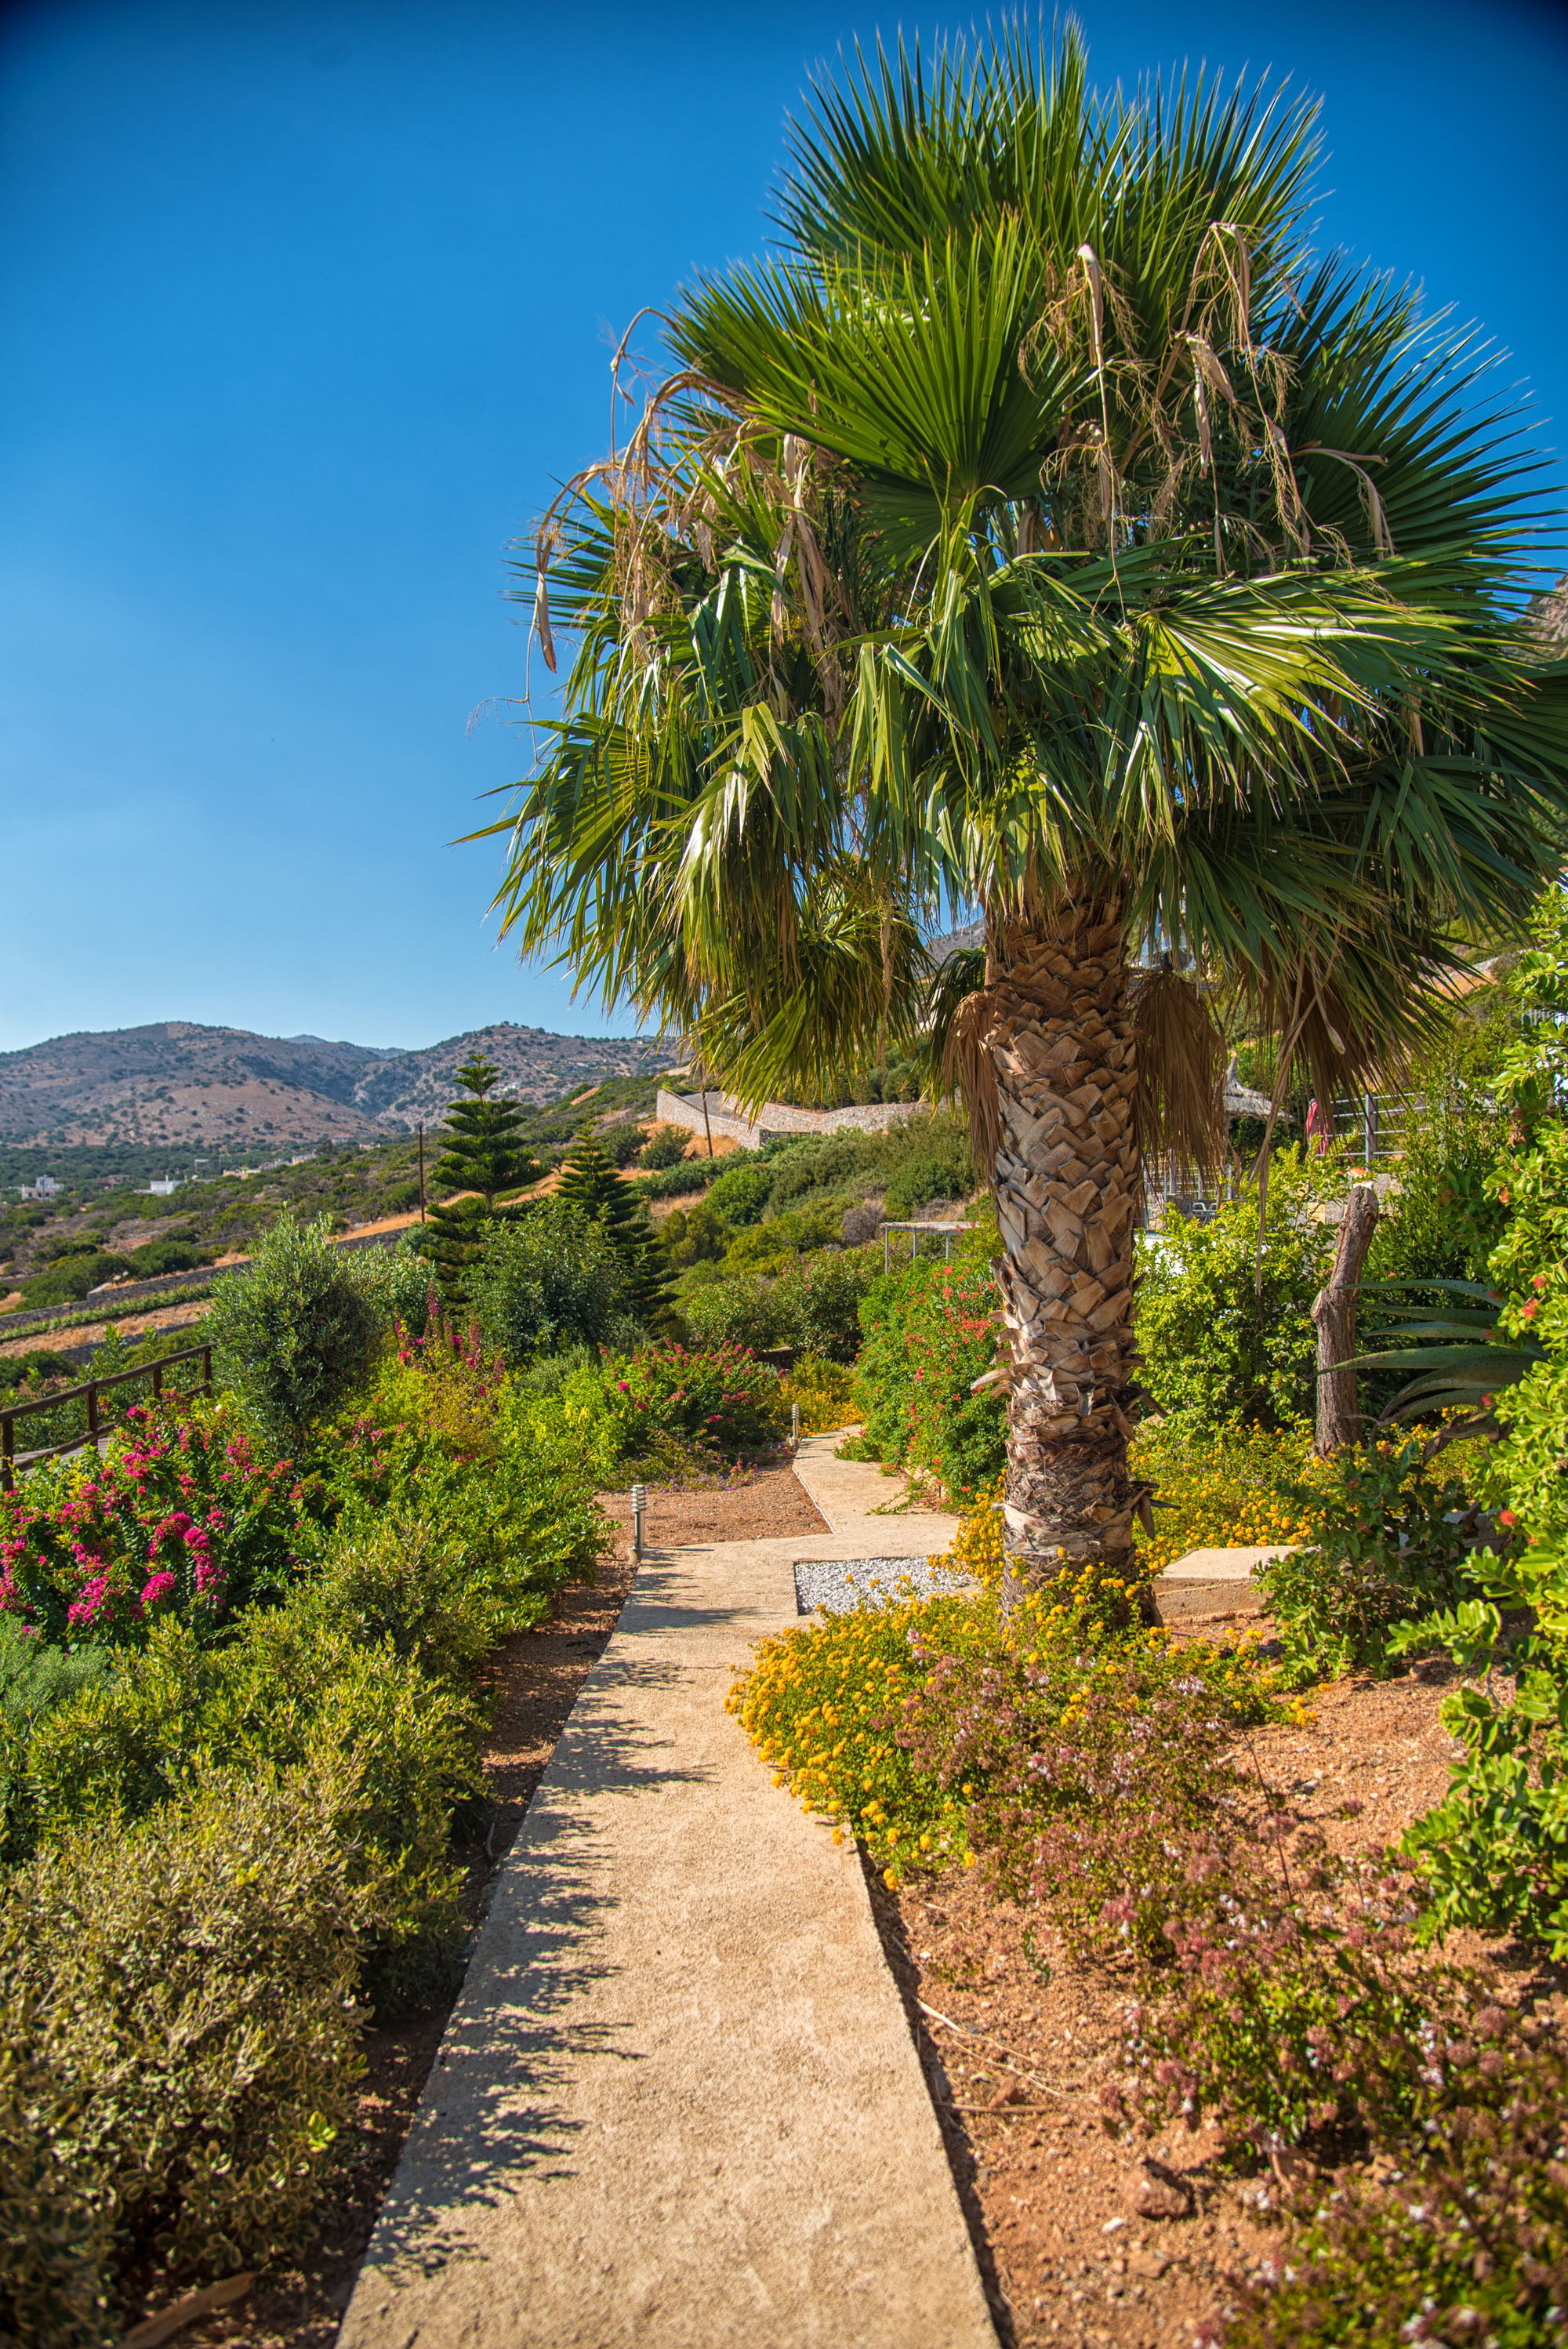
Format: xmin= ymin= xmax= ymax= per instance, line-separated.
xmin=18 ymin=1174 xmax=64 ymax=1202
xmin=144 ymin=1176 xmax=182 ymax=1198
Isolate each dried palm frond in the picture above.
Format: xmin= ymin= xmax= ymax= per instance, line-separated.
xmin=1130 ymin=965 xmax=1227 ymax=1180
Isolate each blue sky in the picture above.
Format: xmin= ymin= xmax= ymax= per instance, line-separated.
xmin=2 ymin=0 xmax=1565 ymax=1055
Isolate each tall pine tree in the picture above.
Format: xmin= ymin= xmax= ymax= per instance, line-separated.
xmin=554 ymin=1131 xmax=673 ymax=1332
xmin=424 ymin=1054 xmax=541 ymax=1296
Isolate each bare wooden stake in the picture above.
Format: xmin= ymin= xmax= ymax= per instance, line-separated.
xmin=1312 ymin=1182 xmax=1380 ymax=1457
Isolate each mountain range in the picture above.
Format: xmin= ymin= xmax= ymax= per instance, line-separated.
xmin=0 ymin=1021 xmax=673 ymax=1149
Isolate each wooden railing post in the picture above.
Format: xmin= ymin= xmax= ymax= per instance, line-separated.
xmin=152 ymin=1362 xmax=164 ymax=1402
xmin=2 ymin=1414 xmax=12 ymax=1494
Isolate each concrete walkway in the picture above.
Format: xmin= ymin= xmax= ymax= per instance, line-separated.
xmin=339 ymin=1442 xmax=989 ymax=2349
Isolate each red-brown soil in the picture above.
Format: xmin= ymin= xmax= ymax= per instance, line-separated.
xmin=877 ymin=1666 xmax=1556 ymax=2349
xmin=597 ymin=1456 xmax=829 ymax=1547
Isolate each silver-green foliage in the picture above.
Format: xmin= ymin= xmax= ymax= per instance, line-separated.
xmin=207 ymin=1211 xmax=383 ymax=1440
xmin=1 ymin=1768 xmax=364 ymax=2342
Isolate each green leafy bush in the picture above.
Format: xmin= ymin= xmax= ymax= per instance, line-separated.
xmin=639 ymin=1125 xmax=690 ymax=1170
xmin=207 ymin=1211 xmax=382 ymax=1441
xmin=20 ymin=1252 xmax=122 ymax=1308
xmin=466 ymin=1200 xmax=624 ymax=1364
xmin=853 ymin=1223 xmax=1004 ymax=1500
xmin=1 ymin=1766 xmax=364 ymax=2329
xmin=604 ymin=1342 xmax=784 ymax=1458
xmin=681 ymin=1272 xmax=782 ymax=1354
xmin=771 ymin=1247 xmax=882 ymax=1363
xmin=704 ymin=1160 xmax=775 ymax=1225
xmin=1137 ymin=1148 xmax=1344 ymax=1429
xmin=629 ymin=1158 xmax=721 ymax=1202
xmin=20 ymin=1605 xmax=481 ymax=2007
xmin=659 ymin=1200 xmax=729 ymax=1269
xmin=1258 ymin=1433 xmax=1481 ymax=1682
xmin=325 ymin=1325 xmax=608 ymax=1622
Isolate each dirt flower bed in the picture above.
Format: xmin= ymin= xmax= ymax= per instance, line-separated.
xmin=874 ymin=1668 xmax=1563 ymax=2349
xmin=597 ymin=1455 xmax=829 ymax=1547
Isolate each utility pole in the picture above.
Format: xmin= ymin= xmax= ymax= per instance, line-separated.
xmin=417 ymin=1124 xmax=426 ymax=1222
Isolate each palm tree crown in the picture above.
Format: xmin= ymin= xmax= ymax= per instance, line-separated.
xmin=479 ymin=27 xmax=1568 ymax=1592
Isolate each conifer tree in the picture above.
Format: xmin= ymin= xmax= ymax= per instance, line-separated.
xmin=554 ymin=1131 xmax=673 ymax=1331
xmin=424 ymin=1053 xmax=540 ymax=1295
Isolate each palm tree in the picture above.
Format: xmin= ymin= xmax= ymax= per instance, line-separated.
xmin=478 ymin=28 xmax=1568 ymax=1599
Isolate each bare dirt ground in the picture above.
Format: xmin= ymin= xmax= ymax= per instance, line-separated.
xmin=597 ymin=1455 xmax=829 ymax=1547
xmin=0 ymin=1298 xmax=213 ymax=1357
xmin=875 ymin=1665 xmax=1556 ymax=2349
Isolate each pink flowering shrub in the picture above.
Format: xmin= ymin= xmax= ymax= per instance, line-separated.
xmin=604 ymin=1342 xmax=784 ymax=1458
xmin=0 ymin=1396 xmax=321 ymax=1648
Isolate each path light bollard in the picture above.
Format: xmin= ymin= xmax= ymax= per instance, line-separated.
xmin=630 ymin=1482 xmax=646 ymax=1563
xmin=791 ymin=1401 xmax=800 ymax=1450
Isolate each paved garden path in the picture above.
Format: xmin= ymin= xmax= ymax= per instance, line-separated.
xmin=339 ymin=1438 xmax=995 ymax=2349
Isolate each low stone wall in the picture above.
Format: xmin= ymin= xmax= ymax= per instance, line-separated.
xmin=655 ymin=1089 xmax=920 ymax=1150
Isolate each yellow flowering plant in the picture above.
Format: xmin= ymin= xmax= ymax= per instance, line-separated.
xmin=1127 ymin=1415 xmax=1333 ymax=1574
xmin=777 ymin=1353 xmax=858 ymax=1436
xmin=730 ymin=1499 xmax=1283 ymax=1890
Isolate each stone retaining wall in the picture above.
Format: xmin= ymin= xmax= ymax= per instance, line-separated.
xmin=655 ymin=1089 xmax=920 ymax=1150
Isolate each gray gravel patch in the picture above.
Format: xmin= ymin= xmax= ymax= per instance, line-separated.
xmin=793 ymin=1556 xmax=978 ymax=1617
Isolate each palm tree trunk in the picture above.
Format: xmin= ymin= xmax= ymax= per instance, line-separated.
xmin=985 ymin=892 xmax=1140 ymax=1608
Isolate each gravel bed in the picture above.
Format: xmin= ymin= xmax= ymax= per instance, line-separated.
xmin=793 ymin=1556 xmax=978 ymax=1616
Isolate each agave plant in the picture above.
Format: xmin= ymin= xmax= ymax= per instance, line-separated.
xmin=476 ymin=28 xmax=1568 ymax=1599
xmin=1355 ymin=1276 xmax=1548 ymax=1429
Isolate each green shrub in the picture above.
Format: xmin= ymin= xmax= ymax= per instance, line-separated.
xmin=720 ymin=1204 xmax=843 ymax=1272
xmin=466 ymin=1200 xmax=624 ymax=1365
xmin=639 ymin=1125 xmax=690 ymax=1170
xmin=1137 ymin=1147 xmax=1345 ymax=1429
xmin=659 ymin=1200 xmax=729 ymax=1269
xmin=350 ymin=1236 xmax=435 ymax=1340
xmin=1258 ymin=1434 xmax=1481 ymax=1683
xmin=0 ymin=1766 xmax=364 ymax=2323
xmin=207 ymin=1211 xmax=381 ymax=1441
xmin=603 ymin=1342 xmax=784 ymax=1458
xmin=325 ymin=1336 xmax=608 ymax=1622
xmin=884 ymin=1153 xmax=967 ymax=1218
xmin=765 ymin=1133 xmax=866 ymax=1211
xmin=628 ymin=1158 xmax=720 ymax=1202
xmin=853 ymin=1223 xmax=1004 ymax=1500
xmin=20 ymin=1607 xmax=481 ymax=2009
xmin=704 ymin=1160 xmax=774 ymax=1225
xmin=681 ymin=1273 xmax=782 ymax=1353
xmin=771 ymin=1247 xmax=881 ymax=1363
xmin=300 ymin=1508 xmax=492 ymax=1684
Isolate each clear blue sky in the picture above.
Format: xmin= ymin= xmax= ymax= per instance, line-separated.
xmin=2 ymin=0 xmax=1565 ymax=1055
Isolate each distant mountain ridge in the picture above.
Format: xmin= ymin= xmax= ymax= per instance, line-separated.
xmin=0 ymin=1019 xmax=671 ymax=1149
